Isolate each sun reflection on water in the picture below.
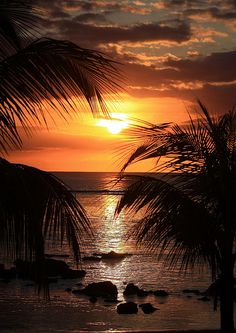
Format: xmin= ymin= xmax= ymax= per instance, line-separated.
xmin=100 ymin=195 xmax=127 ymax=253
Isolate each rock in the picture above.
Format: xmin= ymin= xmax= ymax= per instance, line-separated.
xmin=0 ymin=265 xmax=16 ymax=280
xmin=44 ymin=259 xmax=70 ymax=276
xmin=82 ymin=281 xmax=118 ymax=298
xmin=71 ymin=289 xmax=83 ymax=295
xmin=117 ymin=302 xmax=138 ymax=314
xmin=83 ymin=256 xmax=101 ymax=261
xmin=139 ymin=303 xmax=158 ymax=314
xmin=101 ymin=251 xmax=131 ymax=260
xmin=14 ymin=259 xmax=86 ymax=280
xmin=137 ymin=289 xmax=149 ymax=297
xmin=153 ymin=290 xmax=169 ymax=297
xmin=124 ymin=283 xmax=153 ymax=297
xmin=89 ymin=296 xmax=98 ymax=303
xmin=182 ymin=289 xmax=200 ymax=295
xmin=198 ymin=296 xmax=210 ymax=302
xmin=14 ymin=259 xmax=33 ymax=279
xmin=123 ymin=283 xmax=140 ymax=296
xmin=0 ymin=264 xmax=5 ymax=276
xmin=14 ymin=258 xmax=68 ymax=278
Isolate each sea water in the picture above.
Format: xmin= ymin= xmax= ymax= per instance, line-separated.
xmin=0 ymin=172 xmax=233 ymax=332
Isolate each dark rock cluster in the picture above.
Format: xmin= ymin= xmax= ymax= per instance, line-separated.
xmin=123 ymin=283 xmax=169 ymax=298
xmin=0 ymin=259 xmax=86 ymax=283
xmin=72 ymin=281 xmax=118 ymax=299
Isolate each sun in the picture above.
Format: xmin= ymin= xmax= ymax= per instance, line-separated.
xmin=97 ymin=113 xmax=129 ymax=134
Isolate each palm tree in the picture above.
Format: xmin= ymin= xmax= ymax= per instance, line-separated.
xmin=0 ymin=0 xmax=121 ymax=152
xmin=0 ymin=0 xmax=121 ymax=293
xmin=0 ymin=157 xmax=90 ymax=296
xmin=116 ymin=101 xmax=236 ymax=333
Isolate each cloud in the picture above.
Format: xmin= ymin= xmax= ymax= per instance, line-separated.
xmin=125 ymin=49 xmax=236 ymax=85
xmin=34 ymin=0 xmax=236 ymax=115
xmin=184 ymin=6 xmax=236 ymax=21
xmin=56 ymin=19 xmax=191 ymax=47
xmin=120 ymin=48 xmax=236 ymax=113
xmin=165 ymin=50 xmax=236 ymax=82
xmin=74 ymin=13 xmax=109 ymax=24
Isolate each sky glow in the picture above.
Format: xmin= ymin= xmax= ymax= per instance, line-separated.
xmin=7 ymin=0 xmax=236 ymax=171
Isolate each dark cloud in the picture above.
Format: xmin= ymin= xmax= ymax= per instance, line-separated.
xmin=163 ymin=0 xmax=212 ymax=8
xmin=34 ymin=0 xmax=236 ymax=115
xmin=211 ymin=7 xmax=236 ymax=19
xmin=66 ymin=0 xmax=93 ymax=11
xmin=122 ymin=49 xmax=236 ymax=112
xmin=124 ymin=50 xmax=236 ymax=87
xmin=77 ymin=0 xmax=121 ymax=11
xmin=37 ymin=0 xmax=71 ymax=18
xmin=184 ymin=6 xmax=236 ymax=20
xmin=165 ymin=50 xmax=236 ymax=82
xmin=74 ymin=13 xmax=109 ymax=24
xmin=57 ymin=20 xmax=191 ymax=47
xmin=38 ymin=0 xmax=121 ymax=14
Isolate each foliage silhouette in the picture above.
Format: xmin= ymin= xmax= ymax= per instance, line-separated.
xmin=0 ymin=0 xmax=121 ymax=152
xmin=116 ymin=101 xmax=236 ymax=333
xmin=0 ymin=0 xmax=121 ymax=294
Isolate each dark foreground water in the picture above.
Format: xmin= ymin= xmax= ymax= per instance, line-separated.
xmin=0 ymin=172 xmax=234 ymax=332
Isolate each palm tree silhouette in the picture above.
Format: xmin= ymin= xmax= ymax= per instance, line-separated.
xmin=116 ymin=101 xmax=236 ymax=333
xmin=0 ymin=0 xmax=121 ymax=293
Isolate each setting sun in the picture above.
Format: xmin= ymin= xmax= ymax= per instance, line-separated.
xmin=97 ymin=112 xmax=129 ymax=134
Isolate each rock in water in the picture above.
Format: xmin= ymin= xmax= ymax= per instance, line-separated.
xmin=117 ymin=302 xmax=138 ymax=314
xmin=101 ymin=251 xmax=131 ymax=259
xmin=139 ymin=303 xmax=158 ymax=314
xmin=0 ymin=264 xmax=16 ymax=281
xmin=123 ymin=283 xmax=140 ymax=296
xmin=182 ymin=289 xmax=200 ymax=295
xmin=89 ymin=296 xmax=98 ymax=303
xmin=14 ymin=258 xmax=86 ymax=280
xmin=197 ymin=296 xmax=210 ymax=302
xmin=153 ymin=290 xmax=169 ymax=297
xmin=83 ymin=281 xmax=118 ymax=298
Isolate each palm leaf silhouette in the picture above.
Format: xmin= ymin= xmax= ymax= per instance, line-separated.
xmin=0 ymin=38 xmax=122 ymax=151
xmin=0 ymin=0 xmax=122 ymax=295
xmin=116 ymin=101 xmax=236 ymax=333
xmin=0 ymin=157 xmax=90 ymax=294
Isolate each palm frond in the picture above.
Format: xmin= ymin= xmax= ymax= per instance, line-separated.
xmin=116 ymin=102 xmax=236 ymax=281
xmin=0 ymin=157 xmax=91 ymax=293
xmin=0 ymin=0 xmax=40 ymax=57
xmin=116 ymin=174 xmax=219 ymax=277
xmin=0 ymin=38 xmax=122 ymax=151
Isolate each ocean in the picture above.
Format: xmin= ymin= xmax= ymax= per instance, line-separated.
xmin=0 ymin=172 xmax=233 ymax=332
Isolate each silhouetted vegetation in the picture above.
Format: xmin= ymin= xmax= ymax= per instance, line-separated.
xmin=116 ymin=101 xmax=236 ymax=333
xmin=0 ymin=0 xmax=121 ymax=294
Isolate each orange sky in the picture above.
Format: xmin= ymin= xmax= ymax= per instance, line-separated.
xmin=7 ymin=0 xmax=236 ymax=171
xmin=7 ymin=96 xmax=189 ymax=171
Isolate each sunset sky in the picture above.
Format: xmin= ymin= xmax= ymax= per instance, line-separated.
xmin=8 ymin=0 xmax=236 ymax=171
